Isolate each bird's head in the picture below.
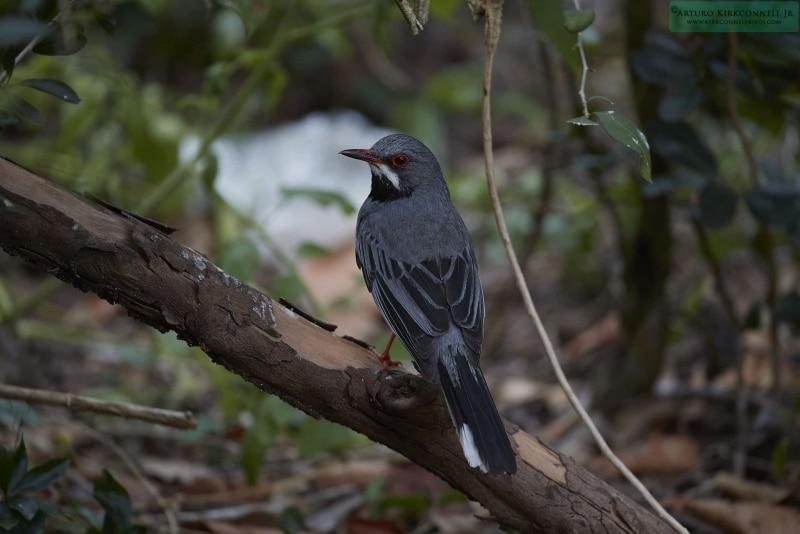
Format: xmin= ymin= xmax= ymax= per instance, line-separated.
xmin=339 ymin=134 xmax=444 ymax=200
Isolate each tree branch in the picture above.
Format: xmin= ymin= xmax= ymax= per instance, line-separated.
xmin=0 ymin=157 xmax=673 ymax=533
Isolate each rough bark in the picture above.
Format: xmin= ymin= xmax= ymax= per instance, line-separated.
xmin=0 ymin=157 xmax=673 ymax=533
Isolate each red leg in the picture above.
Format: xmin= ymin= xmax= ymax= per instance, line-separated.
xmin=371 ymin=333 xmax=402 ymax=371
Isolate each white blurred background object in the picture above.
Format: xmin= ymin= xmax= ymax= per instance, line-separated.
xmin=183 ymin=111 xmax=393 ymax=338
xmin=188 ymin=110 xmax=392 ymax=262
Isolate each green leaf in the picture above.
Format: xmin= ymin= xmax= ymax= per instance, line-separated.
xmin=93 ymin=470 xmax=132 ymax=531
xmin=592 ymin=111 xmax=651 ymax=181
xmin=14 ymin=457 xmax=69 ymax=494
xmin=772 ymin=437 xmax=788 ymax=479
xmin=525 ymin=0 xmax=580 ymax=75
xmin=273 ymin=272 xmax=307 ymax=302
xmin=382 ymin=492 xmax=428 ymax=516
xmin=216 ymin=236 xmax=260 ymax=282
xmin=20 ymin=78 xmax=80 ymax=104
xmin=296 ymin=242 xmax=330 ymax=259
xmin=567 ymin=116 xmax=598 ymax=126
xmin=280 ymin=187 xmax=355 ymax=215
xmin=295 ymin=418 xmax=357 ymax=458
xmin=240 ymin=423 xmax=274 ymax=486
xmin=697 ymin=182 xmax=737 ymax=228
xmin=240 ymin=395 xmax=291 ymax=485
xmin=562 ymin=9 xmax=595 ymax=33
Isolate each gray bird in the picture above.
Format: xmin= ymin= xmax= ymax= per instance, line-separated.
xmin=340 ymin=134 xmax=517 ymax=475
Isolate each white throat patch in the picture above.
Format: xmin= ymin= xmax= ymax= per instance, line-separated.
xmin=371 ymin=163 xmax=401 ymax=190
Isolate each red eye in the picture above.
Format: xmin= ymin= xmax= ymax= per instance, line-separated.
xmin=391 ymin=154 xmax=410 ymax=168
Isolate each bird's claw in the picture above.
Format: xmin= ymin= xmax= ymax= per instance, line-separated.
xmin=369 ymin=346 xmax=402 ymax=372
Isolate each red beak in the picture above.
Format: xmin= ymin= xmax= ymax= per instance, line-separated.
xmin=339 ymin=148 xmax=381 ymax=164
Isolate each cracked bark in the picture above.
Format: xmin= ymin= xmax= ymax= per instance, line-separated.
xmin=0 ymin=157 xmax=674 ymax=533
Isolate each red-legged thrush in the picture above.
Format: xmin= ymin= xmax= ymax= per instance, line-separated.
xmin=340 ymin=134 xmax=517 ymax=475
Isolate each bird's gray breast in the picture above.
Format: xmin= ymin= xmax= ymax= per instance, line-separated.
xmin=357 ymin=193 xmax=468 ymax=264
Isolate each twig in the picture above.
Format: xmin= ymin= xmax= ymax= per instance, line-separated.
xmin=689 ymin=218 xmax=738 ymax=328
xmin=727 ymin=33 xmax=779 ymax=395
xmin=0 ymin=384 xmax=197 ymax=430
xmin=725 ymin=33 xmax=760 ymax=187
xmin=571 ymin=0 xmax=591 ymax=117
xmin=726 ymin=32 xmax=779 ymax=474
xmin=477 ymin=2 xmax=688 ymax=533
xmin=393 ymin=0 xmax=426 ymax=34
xmin=82 ymin=425 xmax=179 ymax=534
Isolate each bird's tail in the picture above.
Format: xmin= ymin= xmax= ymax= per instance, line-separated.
xmin=437 ymin=352 xmax=516 ymax=475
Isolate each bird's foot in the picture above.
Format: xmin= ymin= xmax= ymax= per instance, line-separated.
xmin=370 ymin=346 xmax=402 ymax=372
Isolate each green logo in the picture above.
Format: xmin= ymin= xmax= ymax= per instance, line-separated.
xmin=670 ymin=1 xmax=799 ymax=32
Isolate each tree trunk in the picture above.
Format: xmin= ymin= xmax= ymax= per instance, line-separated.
xmin=0 ymin=157 xmax=674 ymax=533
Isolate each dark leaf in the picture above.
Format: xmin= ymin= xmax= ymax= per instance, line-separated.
xmin=631 ymin=33 xmax=696 ymax=87
xmin=0 ymin=401 xmax=41 ymax=426
xmin=6 ymin=510 xmax=45 ymax=533
xmin=4 ymin=440 xmax=29 ymax=495
xmin=12 ymin=98 xmax=40 ymax=124
xmin=697 ymin=182 xmax=738 ymax=228
xmin=14 ymin=457 xmax=69 ymax=494
xmin=648 ymin=121 xmax=717 ymax=175
xmin=0 ymin=113 xmax=21 ymax=128
xmin=743 ymin=303 xmax=761 ymax=330
xmin=774 ymin=291 xmax=800 ymax=330
xmin=658 ymin=86 xmax=704 ymax=122
xmin=0 ymin=501 xmax=19 ymax=529
xmin=33 ymin=23 xmax=86 ymax=56
xmin=0 ymin=17 xmax=47 ymax=47
xmin=93 ymin=470 xmax=132 ymax=531
xmin=645 ymin=31 xmax=691 ymax=57
xmin=20 ymin=0 xmax=47 ymax=11
xmin=95 ymin=15 xmax=117 ymax=35
xmin=2 ymin=46 xmax=21 ymax=80
xmin=7 ymin=495 xmax=38 ymax=521
xmin=278 ymin=506 xmax=306 ymax=534
xmin=20 ymin=78 xmax=80 ymax=104
xmin=642 ymin=173 xmax=705 ymax=197
xmin=743 ymin=183 xmax=800 ymax=227
xmin=592 ymin=111 xmax=651 ymax=181
xmin=562 ymin=9 xmax=595 ymax=33
xmin=758 ymin=159 xmax=787 ymax=183
xmin=786 ymin=217 xmax=800 ymax=246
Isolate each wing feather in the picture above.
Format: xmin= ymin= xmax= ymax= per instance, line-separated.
xmin=356 ymin=228 xmax=484 ymax=373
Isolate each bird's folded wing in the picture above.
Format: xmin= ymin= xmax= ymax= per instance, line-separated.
xmin=356 ymin=232 xmax=484 ymax=368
